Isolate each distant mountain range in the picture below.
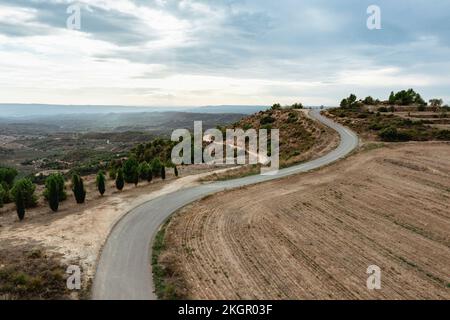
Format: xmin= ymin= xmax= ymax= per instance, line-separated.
xmin=0 ymin=104 xmax=269 ymax=118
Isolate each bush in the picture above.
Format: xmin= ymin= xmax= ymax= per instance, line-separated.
xmin=388 ymin=89 xmax=426 ymax=106
xmin=123 ymin=158 xmax=139 ymax=184
xmin=340 ymin=94 xmax=358 ymax=109
xmin=43 ymin=173 xmax=67 ymax=202
xmin=378 ymin=107 xmax=388 ymax=112
xmin=71 ymin=174 xmax=86 ymax=204
xmin=14 ymin=188 xmax=26 ymax=221
xmin=116 ymin=168 xmax=124 ymax=191
xmin=0 ymin=184 xmax=4 ymax=208
xmin=47 ymin=178 xmax=59 ymax=212
xmin=138 ymin=162 xmax=151 ymax=181
xmin=291 ymin=102 xmax=303 ymax=109
xmin=271 ymin=103 xmax=282 ymax=110
xmin=0 ymin=167 xmax=18 ymax=188
xmin=379 ymin=126 xmax=411 ymax=142
xmin=363 ymin=96 xmax=375 ymax=105
xmin=161 ymin=165 xmax=166 ymax=180
xmin=260 ymin=115 xmax=275 ymax=125
xmin=11 ymin=179 xmax=37 ymax=208
xmin=435 ymin=129 xmax=450 ymax=141
xmin=151 ymin=158 xmax=162 ymax=178
xmin=96 ymin=171 xmax=106 ymax=196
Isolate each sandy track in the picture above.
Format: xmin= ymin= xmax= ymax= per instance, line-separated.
xmin=163 ymin=142 xmax=450 ymax=299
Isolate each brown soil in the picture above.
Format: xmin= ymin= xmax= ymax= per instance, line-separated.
xmin=0 ymin=163 xmax=233 ymax=292
xmin=161 ymin=142 xmax=450 ymax=300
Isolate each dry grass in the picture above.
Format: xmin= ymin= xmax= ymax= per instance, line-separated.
xmin=159 ymin=142 xmax=450 ymax=300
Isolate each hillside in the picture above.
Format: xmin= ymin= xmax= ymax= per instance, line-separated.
xmin=157 ymin=142 xmax=450 ymax=299
xmin=206 ymin=107 xmax=339 ymax=180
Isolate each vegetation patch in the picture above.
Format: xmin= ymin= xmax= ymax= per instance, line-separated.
xmin=151 ymin=218 xmax=187 ymax=300
xmin=0 ymin=243 xmax=72 ymax=300
xmin=328 ymin=91 xmax=450 ymax=142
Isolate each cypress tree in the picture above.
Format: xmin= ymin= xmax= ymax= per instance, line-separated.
xmin=161 ymin=165 xmax=166 ymax=180
xmin=48 ymin=178 xmax=59 ymax=212
xmin=72 ymin=174 xmax=86 ymax=204
xmin=116 ymin=168 xmax=124 ymax=191
xmin=96 ymin=171 xmax=106 ymax=196
xmin=174 ymin=166 xmax=178 ymax=177
xmin=133 ymin=171 xmax=139 ymax=187
xmin=15 ymin=188 xmax=26 ymax=220
xmin=147 ymin=169 xmax=153 ymax=182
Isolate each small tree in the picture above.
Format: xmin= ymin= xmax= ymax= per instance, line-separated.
xmin=0 ymin=167 xmax=18 ymax=188
xmin=11 ymin=178 xmax=37 ymax=208
xmin=116 ymin=168 xmax=125 ymax=191
xmin=123 ymin=158 xmax=139 ymax=184
xmin=0 ymin=182 xmax=11 ymax=204
xmin=151 ymin=158 xmax=162 ymax=177
xmin=133 ymin=171 xmax=139 ymax=187
xmin=44 ymin=173 xmax=67 ymax=202
xmin=161 ymin=165 xmax=166 ymax=180
xmin=174 ymin=166 xmax=179 ymax=177
xmin=138 ymin=162 xmax=151 ymax=181
xmin=48 ymin=178 xmax=59 ymax=212
xmin=96 ymin=171 xmax=106 ymax=196
xmin=72 ymin=174 xmax=86 ymax=204
xmin=15 ymin=188 xmax=25 ymax=221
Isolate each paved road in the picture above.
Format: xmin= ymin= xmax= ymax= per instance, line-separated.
xmin=92 ymin=110 xmax=359 ymax=300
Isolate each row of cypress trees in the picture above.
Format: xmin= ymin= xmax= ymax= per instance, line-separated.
xmin=14 ymin=163 xmax=178 ymax=219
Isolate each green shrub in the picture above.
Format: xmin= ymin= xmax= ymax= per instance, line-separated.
xmin=161 ymin=165 xmax=166 ymax=180
xmin=14 ymin=188 xmax=26 ymax=221
xmin=379 ymin=126 xmax=411 ymax=142
xmin=271 ymin=103 xmax=282 ymax=110
xmin=151 ymin=158 xmax=162 ymax=178
xmin=115 ymin=168 xmax=124 ymax=191
xmin=138 ymin=162 xmax=151 ymax=181
xmin=43 ymin=173 xmax=67 ymax=202
xmin=435 ymin=129 xmax=450 ymax=140
xmin=11 ymin=179 xmax=37 ymax=208
xmin=260 ymin=115 xmax=275 ymax=125
xmin=378 ymin=107 xmax=388 ymax=112
xmin=96 ymin=171 xmax=106 ymax=196
xmin=71 ymin=174 xmax=86 ymax=204
xmin=47 ymin=178 xmax=59 ymax=212
xmin=0 ymin=167 xmax=18 ymax=188
xmin=123 ymin=158 xmax=139 ymax=184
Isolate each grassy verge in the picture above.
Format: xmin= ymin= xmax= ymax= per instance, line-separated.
xmin=151 ymin=218 xmax=187 ymax=300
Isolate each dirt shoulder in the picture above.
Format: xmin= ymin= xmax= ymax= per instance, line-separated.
xmin=0 ymin=164 xmax=235 ymax=298
xmin=158 ymin=142 xmax=450 ymax=299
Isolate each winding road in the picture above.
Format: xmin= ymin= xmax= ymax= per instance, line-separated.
xmin=92 ymin=109 xmax=359 ymax=300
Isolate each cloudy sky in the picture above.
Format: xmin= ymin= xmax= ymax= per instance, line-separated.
xmin=0 ymin=0 xmax=449 ymax=107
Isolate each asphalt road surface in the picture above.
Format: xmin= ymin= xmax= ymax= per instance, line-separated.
xmin=92 ymin=109 xmax=359 ymax=300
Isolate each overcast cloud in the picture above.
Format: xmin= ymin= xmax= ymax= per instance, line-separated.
xmin=0 ymin=0 xmax=449 ymax=106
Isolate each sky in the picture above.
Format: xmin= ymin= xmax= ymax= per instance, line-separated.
xmin=0 ymin=0 xmax=449 ymax=107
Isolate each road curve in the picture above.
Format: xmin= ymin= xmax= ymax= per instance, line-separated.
xmin=92 ymin=109 xmax=359 ymax=300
